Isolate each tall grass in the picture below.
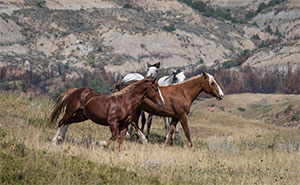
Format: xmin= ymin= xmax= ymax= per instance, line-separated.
xmin=1 ymin=92 xmax=300 ymax=184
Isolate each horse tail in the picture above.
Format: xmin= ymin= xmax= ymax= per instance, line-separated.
xmin=49 ymin=88 xmax=77 ymax=125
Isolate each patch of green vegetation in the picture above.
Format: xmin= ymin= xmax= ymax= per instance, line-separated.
xmin=90 ymin=75 xmax=113 ymax=94
xmin=197 ymin=58 xmax=204 ymax=65
xmin=123 ymin=3 xmax=133 ymax=9
xmin=163 ymin=24 xmax=176 ymax=32
xmin=284 ymin=105 xmax=293 ymax=113
xmin=222 ymin=60 xmax=235 ymax=69
xmin=0 ymin=81 xmax=17 ymax=91
xmin=265 ymin=25 xmax=273 ymax=34
xmin=26 ymin=117 xmax=49 ymax=128
xmin=290 ymin=114 xmax=299 ymax=122
xmin=237 ymin=107 xmax=246 ymax=112
xmin=0 ymin=128 xmax=7 ymax=140
xmin=0 ymin=140 xmax=162 ymax=185
xmin=251 ymin=34 xmax=260 ymax=40
xmin=245 ymin=0 xmax=286 ymax=21
xmin=178 ymin=0 xmax=247 ymax=24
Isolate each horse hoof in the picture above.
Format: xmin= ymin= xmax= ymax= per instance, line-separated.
xmin=57 ymin=136 xmax=64 ymax=144
xmin=97 ymin=140 xmax=107 ymax=146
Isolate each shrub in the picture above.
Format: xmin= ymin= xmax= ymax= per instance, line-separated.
xmin=163 ymin=24 xmax=176 ymax=32
xmin=265 ymin=25 xmax=273 ymax=34
xmin=245 ymin=11 xmax=255 ymax=19
xmin=123 ymin=3 xmax=133 ymax=9
xmin=251 ymin=34 xmax=260 ymax=40
xmin=257 ymin=3 xmax=267 ymax=13
xmin=0 ymin=81 xmax=12 ymax=90
xmin=284 ymin=105 xmax=293 ymax=113
xmin=222 ymin=60 xmax=235 ymax=69
xmin=237 ymin=107 xmax=246 ymax=112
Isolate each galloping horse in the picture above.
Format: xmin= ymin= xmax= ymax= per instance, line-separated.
xmin=115 ymin=62 xmax=160 ymax=136
xmin=135 ymin=71 xmax=224 ymax=147
xmin=49 ymin=78 xmax=164 ymax=152
xmin=59 ymin=62 xmax=161 ymax=143
xmin=142 ymin=69 xmax=186 ymax=140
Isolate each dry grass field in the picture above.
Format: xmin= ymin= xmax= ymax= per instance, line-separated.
xmin=0 ymin=92 xmax=300 ymax=184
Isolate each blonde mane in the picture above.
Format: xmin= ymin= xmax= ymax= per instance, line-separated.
xmin=169 ymin=74 xmax=203 ymax=87
xmin=112 ymin=79 xmax=149 ymax=97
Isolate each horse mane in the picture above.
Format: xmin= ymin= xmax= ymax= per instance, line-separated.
xmin=170 ymin=73 xmax=203 ymax=87
xmin=112 ymin=79 xmax=150 ymax=97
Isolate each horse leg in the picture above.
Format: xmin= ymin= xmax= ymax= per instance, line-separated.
xmin=51 ymin=125 xmax=64 ymax=146
xmin=58 ymin=125 xmax=69 ymax=143
xmin=164 ymin=117 xmax=170 ymax=138
xmin=59 ymin=111 xmax=89 ymax=143
xmin=146 ymin=114 xmax=153 ymax=140
xmin=179 ymin=114 xmax=193 ymax=147
xmin=127 ymin=109 xmax=142 ymax=136
xmin=51 ymin=113 xmax=73 ymax=145
xmin=102 ymin=121 xmax=119 ymax=148
xmin=131 ymin=120 xmax=148 ymax=144
xmin=140 ymin=110 xmax=146 ymax=133
xmin=175 ymin=124 xmax=180 ymax=140
xmin=165 ymin=118 xmax=179 ymax=146
xmin=118 ymin=127 xmax=127 ymax=152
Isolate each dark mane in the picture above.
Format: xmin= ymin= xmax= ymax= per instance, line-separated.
xmin=112 ymin=78 xmax=150 ymax=97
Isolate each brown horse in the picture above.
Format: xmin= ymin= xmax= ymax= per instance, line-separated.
xmin=136 ymin=71 xmax=224 ymax=147
xmin=49 ymin=78 xmax=164 ymax=152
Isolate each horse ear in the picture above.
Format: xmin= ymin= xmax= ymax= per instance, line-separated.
xmin=203 ymin=71 xmax=208 ymax=79
xmin=155 ymin=62 xmax=160 ymax=68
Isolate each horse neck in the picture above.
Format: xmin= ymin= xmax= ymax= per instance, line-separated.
xmin=125 ymin=84 xmax=147 ymax=108
xmin=180 ymin=75 xmax=204 ymax=103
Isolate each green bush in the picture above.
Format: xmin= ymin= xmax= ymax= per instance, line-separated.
xmin=222 ymin=60 xmax=235 ymax=69
xmin=237 ymin=107 xmax=246 ymax=112
xmin=90 ymin=75 xmax=112 ymax=94
xmin=123 ymin=3 xmax=133 ymax=9
xmin=265 ymin=25 xmax=273 ymax=34
xmin=251 ymin=34 xmax=260 ymax=40
xmin=163 ymin=24 xmax=176 ymax=32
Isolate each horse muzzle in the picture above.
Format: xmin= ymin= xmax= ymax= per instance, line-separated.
xmin=216 ymin=95 xmax=223 ymax=101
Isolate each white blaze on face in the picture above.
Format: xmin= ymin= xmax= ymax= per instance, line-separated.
xmin=207 ymin=73 xmax=224 ymax=97
xmin=158 ymin=87 xmax=165 ymax=105
xmin=146 ymin=66 xmax=157 ymax=78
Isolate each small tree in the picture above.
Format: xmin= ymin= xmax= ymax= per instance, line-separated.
xmin=90 ymin=75 xmax=107 ymax=93
xmin=265 ymin=25 xmax=273 ymax=34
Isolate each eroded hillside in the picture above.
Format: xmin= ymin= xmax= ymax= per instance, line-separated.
xmin=0 ymin=0 xmax=299 ymax=94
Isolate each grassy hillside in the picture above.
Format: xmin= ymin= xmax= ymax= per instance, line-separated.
xmin=1 ymin=92 xmax=300 ymax=184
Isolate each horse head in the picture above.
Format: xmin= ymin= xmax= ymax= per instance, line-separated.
xmin=143 ymin=78 xmax=165 ymax=107
xmin=202 ymin=71 xmax=224 ymax=101
xmin=146 ymin=62 xmax=160 ymax=79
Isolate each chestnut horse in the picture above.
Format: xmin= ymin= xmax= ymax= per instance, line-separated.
xmin=49 ymin=78 xmax=164 ymax=152
xmin=136 ymin=71 xmax=224 ymax=147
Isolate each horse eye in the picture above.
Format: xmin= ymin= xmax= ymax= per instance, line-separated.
xmin=211 ymin=82 xmax=215 ymax=86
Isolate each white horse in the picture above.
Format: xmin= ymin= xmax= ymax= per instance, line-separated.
xmin=58 ymin=62 xmax=161 ymax=143
xmin=115 ymin=62 xmax=160 ymax=90
xmin=144 ymin=69 xmax=186 ymax=140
